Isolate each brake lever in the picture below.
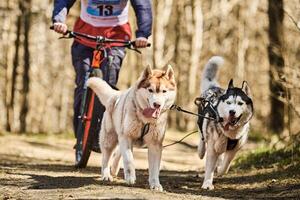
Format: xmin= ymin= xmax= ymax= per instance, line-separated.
xmin=58 ymin=35 xmax=71 ymax=39
xmin=127 ymin=45 xmax=142 ymax=54
xmin=126 ymin=41 xmax=151 ymax=54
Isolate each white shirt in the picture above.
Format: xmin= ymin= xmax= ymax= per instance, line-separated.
xmin=80 ymin=0 xmax=129 ymax=27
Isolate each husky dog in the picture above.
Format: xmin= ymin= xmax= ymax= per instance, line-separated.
xmin=197 ymin=56 xmax=253 ymax=190
xmin=87 ymin=65 xmax=176 ymax=191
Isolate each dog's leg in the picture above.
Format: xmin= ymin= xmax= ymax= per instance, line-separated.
xmin=147 ymin=143 xmax=163 ymax=192
xmin=217 ymin=150 xmax=237 ymax=176
xmin=215 ymin=153 xmax=224 ymax=174
xmin=99 ymin=114 xmax=118 ymax=182
xmin=198 ymin=138 xmax=206 ymax=159
xmin=202 ymin=140 xmax=218 ymax=190
xmin=100 ymin=132 xmax=117 ymax=182
xmin=111 ymin=146 xmax=122 ymax=176
xmin=100 ymin=129 xmax=118 ymax=181
xmin=119 ymin=136 xmax=136 ymax=185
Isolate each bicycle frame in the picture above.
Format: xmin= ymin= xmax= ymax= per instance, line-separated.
xmin=79 ymin=49 xmax=103 ymax=152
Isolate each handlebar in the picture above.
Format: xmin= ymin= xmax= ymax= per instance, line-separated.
xmin=50 ymin=26 xmax=151 ymax=50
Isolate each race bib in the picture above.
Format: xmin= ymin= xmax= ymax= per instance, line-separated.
xmin=86 ymin=0 xmax=126 ymax=17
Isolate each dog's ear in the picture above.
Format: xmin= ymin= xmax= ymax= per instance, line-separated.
xmin=164 ymin=64 xmax=175 ymax=81
xmin=227 ymin=79 xmax=234 ymax=89
xmin=241 ymin=81 xmax=252 ymax=96
xmin=137 ymin=65 xmax=152 ymax=89
xmin=142 ymin=65 xmax=153 ymax=79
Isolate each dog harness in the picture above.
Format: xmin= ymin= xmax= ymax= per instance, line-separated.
xmin=196 ymin=103 xmax=239 ymax=151
xmin=195 ymin=87 xmax=240 ymax=151
xmin=137 ymin=123 xmax=150 ymax=145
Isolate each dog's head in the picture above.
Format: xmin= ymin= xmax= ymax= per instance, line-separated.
xmin=136 ymin=65 xmax=177 ymax=120
xmin=217 ymin=79 xmax=253 ymax=131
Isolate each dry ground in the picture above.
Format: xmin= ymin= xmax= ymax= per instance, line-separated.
xmin=0 ymin=132 xmax=299 ymax=200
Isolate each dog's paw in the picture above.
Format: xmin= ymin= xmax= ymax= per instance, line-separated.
xmin=216 ymin=170 xmax=225 ymax=177
xmin=201 ymin=181 xmax=214 ymax=190
xmin=125 ymin=176 xmax=136 ymax=185
xmin=101 ymin=174 xmax=113 ymax=182
xmin=101 ymin=168 xmax=113 ymax=182
xmin=150 ymin=183 xmax=163 ymax=192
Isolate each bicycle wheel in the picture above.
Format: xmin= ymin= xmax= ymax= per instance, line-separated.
xmin=75 ymin=69 xmax=102 ymax=168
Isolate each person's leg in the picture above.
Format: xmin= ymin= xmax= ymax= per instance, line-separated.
xmin=91 ymin=47 xmax=126 ymax=150
xmin=71 ymin=43 xmax=126 ymax=152
xmin=101 ymin=47 xmax=126 ymax=86
xmin=71 ymin=41 xmax=94 ymax=138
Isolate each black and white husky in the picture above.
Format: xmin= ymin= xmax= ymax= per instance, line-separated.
xmin=197 ymin=56 xmax=254 ymax=190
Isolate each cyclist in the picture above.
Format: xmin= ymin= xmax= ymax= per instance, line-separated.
xmin=52 ymin=0 xmax=152 ymax=154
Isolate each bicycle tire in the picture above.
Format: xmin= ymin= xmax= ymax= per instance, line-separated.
xmin=75 ymin=69 xmax=102 ymax=168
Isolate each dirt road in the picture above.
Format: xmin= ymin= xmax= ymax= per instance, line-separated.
xmin=1 ymin=132 xmax=299 ymax=199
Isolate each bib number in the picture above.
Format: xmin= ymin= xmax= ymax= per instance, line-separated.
xmin=97 ymin=5 xmax=113 ymax=16
xmin=86 ymin=0 xmax=123 ymax=17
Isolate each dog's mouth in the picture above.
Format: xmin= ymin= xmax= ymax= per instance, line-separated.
xmin=229 ymin=114 xmax=242 ymax=125
xmin=142 ymin=107 xmax=161 ymax=119
xmin=224 ymin=114 xmax=242 ymax=130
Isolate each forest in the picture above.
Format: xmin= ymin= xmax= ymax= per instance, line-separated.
xmin=1 ymin=0 xmax=299 ymax=136
xmin=0 ymin=0 xmax=300 ymax=199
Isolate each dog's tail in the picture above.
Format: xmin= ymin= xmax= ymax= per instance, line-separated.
xmin=201 ymin=56 xmax=224 ymax=93
xmin=87 ymin=77 xmax=120 ymax=108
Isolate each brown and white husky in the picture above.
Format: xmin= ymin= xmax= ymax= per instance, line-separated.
xmin=87 ymin=65 xmax=177 ymax=191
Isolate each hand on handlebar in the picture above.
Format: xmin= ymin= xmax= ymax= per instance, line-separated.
xmin=52 ymin=22 xmax=68 ymax=34
xmin=50 ymin=26 xmax=151 ymax=51
xmin=135 ymin=37 xmax=149 ymax=48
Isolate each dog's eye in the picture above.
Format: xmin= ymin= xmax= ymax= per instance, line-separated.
xmin=226 ymin=101 xmax=232 ymax=105
xmin=238 ymin=102 xmax=244 ymax=106
xmin=162 ymin=90 xmax=167 ymax=93
xmin=148 ymin=89 xmax=154 ymax=93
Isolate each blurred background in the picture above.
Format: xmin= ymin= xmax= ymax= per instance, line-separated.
xmin=1 ymin=1 xmax=300 ymax=198
xmin=0 ymin=0 xmax=299 ymax=146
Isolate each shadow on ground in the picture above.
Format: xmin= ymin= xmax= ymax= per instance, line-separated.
xmin=1 ymin=152 xmax=300 ymax=199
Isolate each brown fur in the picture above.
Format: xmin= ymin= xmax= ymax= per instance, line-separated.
xmin=138 ymin=70 xmax=176 ymax=91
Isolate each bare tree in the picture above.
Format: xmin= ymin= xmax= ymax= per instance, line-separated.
xmin=7 ymin=1 xmax=21 ymax=132
xmin=268 ymin=0 xmax=285 ymax=134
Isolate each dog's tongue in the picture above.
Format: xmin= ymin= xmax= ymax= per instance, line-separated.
xmin=229 ymin=115 xmax=237 ymax=123
xmin=143 ymin=108 xmax=161 ymax=119
xmin=224 ymin=116 xmax=236 ymax=131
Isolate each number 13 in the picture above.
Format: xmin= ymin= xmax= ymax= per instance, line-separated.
xmin=97 ymin=5 xmax=113 ymax=16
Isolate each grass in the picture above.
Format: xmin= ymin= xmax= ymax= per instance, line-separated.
xmin=248 ymin=130 xmax=268 ymax=142
xmin=233 ymin=143 xmax=300 ymax=171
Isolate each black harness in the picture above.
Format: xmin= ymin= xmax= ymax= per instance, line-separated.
xmin=138 ymin=123 xmax=150 ymax=145
xmin=227 ymin=138 xmax=239 ymax=150
xmin=195 ymin=94 xmax=240 ymax=151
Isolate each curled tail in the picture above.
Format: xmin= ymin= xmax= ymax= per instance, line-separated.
xmin=86 ymin=77 xmax=120 ymax=108
xmin=201 ymin=56 xmax=224 ymax=93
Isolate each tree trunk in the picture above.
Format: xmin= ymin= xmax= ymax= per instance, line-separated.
xmin=267 ymin=0 xmax=285 ymax=134
xmin=19 ymin=0 xmax=31 ymax=133
xmin=152 ymin=0 xmax=173 ymax=68
xmin=7 ymin=4 xmax=22 ymax=132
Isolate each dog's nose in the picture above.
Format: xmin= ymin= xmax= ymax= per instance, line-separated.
xmin=153 ymin=103 xmax=161 ymax=109
xmin=229 ymin=110 xmax=236 ymax=116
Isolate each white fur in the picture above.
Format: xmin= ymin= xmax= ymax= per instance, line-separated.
xmin=87 ymin=66 xmax=176 ymax=191
xmin=198 ymin=56 xmax=253 ymax=190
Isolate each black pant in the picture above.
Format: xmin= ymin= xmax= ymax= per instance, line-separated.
xmin=71 ymin=41 xmax=126 ymax=142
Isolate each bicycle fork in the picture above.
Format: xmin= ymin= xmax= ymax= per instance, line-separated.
xmin=75 ymin=70 xmax=92 ymax=162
